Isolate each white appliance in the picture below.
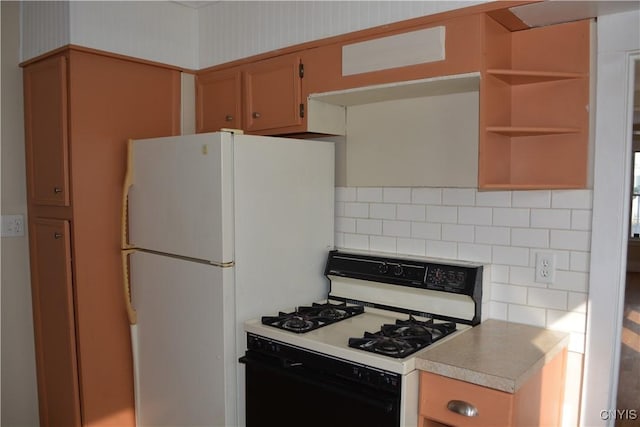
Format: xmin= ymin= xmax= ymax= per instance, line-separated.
xmin=241 ymin=250 xmax=484 ymax=427
xmin=120 ymin=131 xmax=335 ymax=427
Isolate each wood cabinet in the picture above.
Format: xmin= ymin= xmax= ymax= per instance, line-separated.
xmin=23 ymin=47 xmax=181 ymax=427
xmin=479 ymin=18 xmax=591 ymax=189
xmin=196 ymin=53 xmax=303 ymax=135
xmin=419 ymin=348 xmax=567 ymax=427
xmin=196 ymin=67 xmax=242 ymax=132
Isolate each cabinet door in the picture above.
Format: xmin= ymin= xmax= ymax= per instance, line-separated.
xmin=244 ymin=54 xmax=302 ymax=132
xmin=196 ymin=68 xmax=242 ymax=132
xmin=30 ymin=219 xmax=81 ymax=427
xmin=24 ymin=55 xmax=70 ymax=206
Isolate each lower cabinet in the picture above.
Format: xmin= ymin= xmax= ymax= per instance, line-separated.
xmin=30 ymin=219 xmax=81 ymax=427
xmin=419 ymin=348 xmax=567 ymax=427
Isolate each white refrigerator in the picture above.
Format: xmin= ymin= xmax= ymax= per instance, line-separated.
xmin=121 ymin=131 xmax=334 ymax=427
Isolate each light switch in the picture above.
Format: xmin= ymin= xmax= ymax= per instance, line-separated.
xmin=2 ymin=214 xmax=25 ymax=237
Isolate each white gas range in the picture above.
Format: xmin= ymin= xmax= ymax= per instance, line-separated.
xmin=241 ymin=250 xmax=484 ymax=427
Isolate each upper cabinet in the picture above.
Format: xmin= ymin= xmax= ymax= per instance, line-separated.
xmin=24 ymin=55 xmax=70 ymax=207
xmin=244 ymin=53 xmax=303 ymax=132
xmin=196 ymin=67 xmax=242 ymax=132
xmin=196 ymin=53 xmax=303 ymax=135
xmin=479 ymin=18 xmax=591 ymax=190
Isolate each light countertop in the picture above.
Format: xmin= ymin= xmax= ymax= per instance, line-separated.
xmin=415 ymin=319 xmax=569 ymax=393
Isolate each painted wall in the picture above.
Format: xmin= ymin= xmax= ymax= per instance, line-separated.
xmin=1 ymin=2 xmax=40 ymax=426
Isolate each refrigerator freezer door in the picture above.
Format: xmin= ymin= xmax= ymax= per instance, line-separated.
xmin=130 ymin=250 xmax=236 ymax=427
xmin=128 ymin=132 xmax=234 ymax=264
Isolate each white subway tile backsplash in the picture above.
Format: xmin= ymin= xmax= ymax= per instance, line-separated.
xmin=442 ymin=224 xmax=474 ymax=243
xmin=568 ymin=292 xmax=588 ymax=313
xmin=383 ymin=220 xmax=411 ymax=237
xmin=550 ymin=230 xmax=591 ymax=251
xmin=336 ymin=187 xmax=356 ymax=202
xmin=458 ymin=207 xmax=492 ymax=226
xmin=426 ymin=205 xmax=457 ymax=223
xmin=411 ymin=222 xmax=441 ymax=240
xmin=335 ymin=186 xmax=593 ymax=353
xmin=551 ymin=190 xmax=593 ymax=209
xmin=383 ymin=187 xmax=411 ymax=203
xmin=397 ymin=238 xmax=426 ymax=256
xmin=412 ymin=188 xmax=442 ymax=205
xmin=356 ymin=218 xmax=382 ymax=235
xmin=475 ymin=191 xmax=511 ymax=207
xmin=508 ymin=304 xmax=546 ymax=328
xmin=458 ymin=243 xmax=492 ymax=263
xmin=426 ymin=240 xmax=457 ymax=259
xmin=357 ymin=187 xmax=383 ymax=202
xmin=489 ymin=301 xmax=508 ymax=320
xmin=475 ymin=226 xmax=510 ymax=245
xmin=370 ymin=236 xmax=397 ymax=253
xmin=343 ymin=233 xmax=368 ymax=250
xmin=571 ymin=210 xmax=592 ymax=230
xmin=551 ymin=270 xmax=589 ymax=292
xmin=570 ymin=252 xmax=590 ymax=272
xmin=492 ymin=283 xmax=527 ymax=304
xmin=512 ymin=190 xmax=551 ymax=208
xmin=491 ymin=265 xmax=510 ymax=283
xmin=493 ymin=246 xmax=529 ymax=267
xmin=397 ymin=204 xmax=425 ymax=221
xmin=528 ymin=288 xmax=567 ymax=310
xmin=443 ymin=188 xmax=475 ymax=206
xmin=370 ymin=203 xmax=396 ymax=219
xmin=546 ymin=309 xmax=587 ymax=334
xmin=511 ymin=228 xmax=549 ymax=248
xmin=530 ymin=209 xmax=571 ymax=229
xmin=493 ymin=208 xmax=530 ymax=227
xmin=336 ymin=217 xmax=356 ymax=233
xmin=345 ymin=202 xmax=369 ymax=218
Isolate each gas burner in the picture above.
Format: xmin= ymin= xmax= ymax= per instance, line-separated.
xmin=348 ymin=316 xmax=457 ymax=358
xmin=261 ymin=302 xmax=364 ymax=333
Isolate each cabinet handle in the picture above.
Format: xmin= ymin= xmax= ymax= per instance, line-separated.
xmin=225 ymin=115 xmax=234 ymax=122
xmin=54 ymin=232 xmax=63 ymax=239
xmin=447 ymin=400 xmax=478 ymax=417
xmin=54 ymin=187 xmax=63 ymax=194
xmin=252 ymin=112 xmax=261 ymax=119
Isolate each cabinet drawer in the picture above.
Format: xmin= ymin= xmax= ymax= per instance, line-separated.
xmin=420 ymin=372 xmax=513 ymax=426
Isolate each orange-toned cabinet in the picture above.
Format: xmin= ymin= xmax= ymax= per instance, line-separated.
xmin=196 ymin=53 xmax=303 ymax=135
xmin=22 ymin=48 xmax=181 ymax=427
xmin=196 ymin=66 xmax=242 ymax=132
xmin=419 ymin=349 xmax=567 ymax=427
xmin=30 ymin=219 xmax=81 ymax=427
xmin=479 ymin=18 xmax=591 ymax=190
xmin=244 ymin=53 xmax=303 ymax=133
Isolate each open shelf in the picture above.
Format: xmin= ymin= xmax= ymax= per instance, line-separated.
xmin=486 ymin=126 xmax=581 ymax=136
xmin=486 ymin=69 xmax=587 ymax=85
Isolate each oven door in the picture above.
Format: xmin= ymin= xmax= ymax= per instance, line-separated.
xmin=240 ymin=350 xmax=401 ymax=427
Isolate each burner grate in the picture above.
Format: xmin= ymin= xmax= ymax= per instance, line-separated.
xmin=261 ymin=302 xmax=364 ymax=333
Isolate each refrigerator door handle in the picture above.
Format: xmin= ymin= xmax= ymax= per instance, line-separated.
xmin=121 ymin=249 xmax=138 ymax=325
xmin=122 ymin=139 xmax=135 ymax=250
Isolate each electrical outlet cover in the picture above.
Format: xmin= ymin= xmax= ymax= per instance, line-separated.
xmin=535 ymin=251 xmax=556 ymax=284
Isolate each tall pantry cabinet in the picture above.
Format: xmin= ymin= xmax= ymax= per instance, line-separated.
xmin=22 ymin=47 xmax=181 ymax=427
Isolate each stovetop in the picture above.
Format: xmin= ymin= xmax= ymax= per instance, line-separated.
xmin=245 ymin=300 xmax=469 ymax=375
xmin=261 ymin=302 xmax=365 ymax=333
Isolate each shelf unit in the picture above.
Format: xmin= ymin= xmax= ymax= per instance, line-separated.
xmin=479 ymin=18 xmax=591 ymax=189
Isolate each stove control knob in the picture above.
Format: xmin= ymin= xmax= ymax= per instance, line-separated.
xmin=377 ymin=263 xmax=389 ymax=274
xmin=393 ymin=264 xmax=404 ymax=276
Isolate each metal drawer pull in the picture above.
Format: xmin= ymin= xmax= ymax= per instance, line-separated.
xmin=447 ymin=400 xmax=478 ymax=417
xmin=225 ymin=115 xmax=233 ymax=122
xmin=54 ymin=187 xmax=63 ymax=194
xmin=54 ymin=232 xmax=63 ymax=239
xmin=252 ymin=112 xmax=261 ymax=119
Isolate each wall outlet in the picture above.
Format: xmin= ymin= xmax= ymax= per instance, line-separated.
xmin=2 ymin=214 xmax=25 ymax=237
xmin=535 ymin=251 xmax=556 ymax=284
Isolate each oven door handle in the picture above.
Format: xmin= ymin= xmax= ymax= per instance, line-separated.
xmin=239 ymin=354 xmax=396 ymax=414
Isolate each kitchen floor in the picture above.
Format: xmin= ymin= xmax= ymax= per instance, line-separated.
xmin=616 ymin=272 xmax=640 ymax=427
